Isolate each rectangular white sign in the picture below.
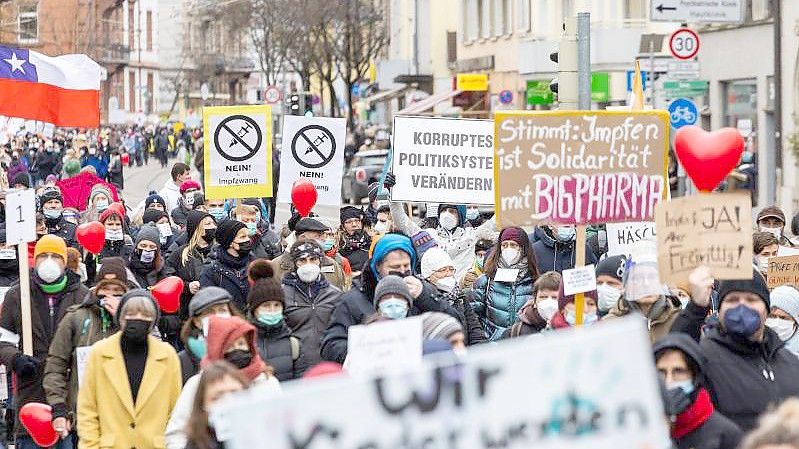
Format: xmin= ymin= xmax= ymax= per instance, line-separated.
xmin=606 ymin=221 xmax=657 ymax=257
xmin=650 ymin=0 xmax=742 ymax=23
xmin=562 ymin=264 xmax=597 ymax=296
xmin=345 ymin=318 xmax=422 ymax=376
xmin=391 ymin=116 xmax=495 ymax=205
xmin=5 ymin=189 xmax=36 ymax=245
xmin=211 ymin=318 xmax=670 ymax=449
xmin=278 ymin=116 xmax=346 ymax=206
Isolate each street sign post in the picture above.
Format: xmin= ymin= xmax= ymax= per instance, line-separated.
xmin=263 ymin=86 xmax=281 ymax=104
xmin=650 ymin=0 xmax=743 ymax=23
xmin=669 ymin=28 xmax=700 ymax=60
xmin=668 ymin=98 xmax=698 ymax=129
xmin=498 ymin=90 xmax=513 ymax=104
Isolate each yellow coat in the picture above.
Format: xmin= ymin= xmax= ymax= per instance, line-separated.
xmin=77 ymin=333 xmax=182 ymax=449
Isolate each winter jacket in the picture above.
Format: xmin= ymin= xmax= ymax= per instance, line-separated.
xmin=157 ymin=180 xmax=181 ymax=215
xmin=0 ymin=271 xmax=88 ymax=437
xmin=272 ymin=251 xmax=349 ymax=291
xmin=36 ymin=150 xmax=60 ymax=179
xmin=250 ymin=228 xmax=282 ymax=261
xmin=253 ymin=320 xmax=308 ymax=381
xmin=46 ymin=215 xmax=78 ymax=248
xmin=674 ymin=409 xmax=742 ymax=449
xmin=177 ymin=349 xmax=200 ymax=385
xmin=199 ymin=248 xmax=252 ymax=313
xmin=164 ymin=245 xmax=214 ymax=321
xmin=338 ymin=231 xmax=371 ymax=273
xmin=471 ymin=271 xmax=535 ymax=340
xmin=502 ymin=300 xmax=548 ymax=339
xmin=435 ymin=288 xmax=486 ymax=345
xmin=604 ymin=295 xmax=682 ymax=343
xmin=170 ymin=204 xmax=191 ymax=229
xmin=81 ymin=154 xmax=109 ymax=179
xmin=282 ymin=273 xmax=342 ymax=366
xmin=530 ymin=227 xmax=597 ymax=273
xmin=43 ymin=290 xmax=119 ymax=423
xmin=108 ymin=158 xmax=123 ymax=189
xmin=85 ymin=237 xmax=134 ymax=284
xmin=6 ymin=160 xmax=27 ymax=186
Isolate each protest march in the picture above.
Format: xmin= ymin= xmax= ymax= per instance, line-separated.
xmin=0 ymin=4 xmax=797 ymax=449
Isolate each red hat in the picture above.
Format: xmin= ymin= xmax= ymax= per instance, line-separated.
xmin=179 ymin=180 xmax=202 ymax=194
xmin=98 ymin=202 xmax=126 ymax=223
xmin=201 ymin=315 xmax=267 ymax=381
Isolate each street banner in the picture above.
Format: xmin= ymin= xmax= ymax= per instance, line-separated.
xmin=767 ymin=255 xmax=799 ymax=289
xmin=211 ymin=317 xmax=670 ymax=449
xmin=202 ymin=105 xmax=273 ymax=200
xmin=493 ymin=111 xmax=669 ymax=227
xmin=345 ymin=317 xmax=423 ymax=375
xmin=655 ymin=193 xmax=752 ymax=285
xmin=392 ymin=116 xmax=494 ymax=205
xmin=278 ymin=116 xmax=346 ymax=206
xmin=606 ymin=221 xmax=657 ymax=257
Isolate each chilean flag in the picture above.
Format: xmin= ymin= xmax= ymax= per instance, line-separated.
xmin=0 ymin=46 xmax=102 ymax=128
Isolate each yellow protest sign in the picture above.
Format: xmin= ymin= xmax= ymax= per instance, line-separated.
xmin=456 ymin=73 xmax=488 ymax=91
xmin=202 ymin=105 xmax=273 ymax=199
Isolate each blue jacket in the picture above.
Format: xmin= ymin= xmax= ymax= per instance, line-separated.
xmin=530 ymin=227 xmax=597 ymax=273
xmin=471 ymin=271 xmax=535 ymax=341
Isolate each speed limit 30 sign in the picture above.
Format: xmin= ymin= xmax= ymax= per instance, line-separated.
xmin=669 ymin=28 xmax=699 ymax=60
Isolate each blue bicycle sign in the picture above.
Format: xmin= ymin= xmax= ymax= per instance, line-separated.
xmin=668 ymin=98 xmax=698 ymax=129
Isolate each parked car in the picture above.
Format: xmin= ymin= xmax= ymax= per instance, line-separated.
xmin=341 ymin=149 xmax=389 ymax=204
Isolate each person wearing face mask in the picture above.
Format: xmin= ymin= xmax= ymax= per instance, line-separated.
xmin=165 ymin=315 xmax=279 ymax=449
xmin=39 ymin=187 xmax=78 ymax=248
xmin=531 ymin=224 xmax=598 ymax=273
xmin=464 ymin=205 xmax=485 ymax=228
xmin=421 ymin=247 xmax=485 ymax=345
xmin=44 ymin=258 xmax=129 ymax=444
xmin=766 ymin=285 xmax=799 ymax=357
xmin=200 ymin=220 xmax=253 ymax=312
xmin=338 ymin=206 xmax=372 ymax=273
xmin=80 ymin=144 xmax=108 ymax=179
xmin=77 ymin=290 xmax=181 ymax=449
xmin=272 ymin=217 xmax=349 ymax=290
xmin=205 ymin=198 xmax=228 ymax=224
xmin=84 ymin=204 xmax=134 ymax=284
xmin=471 ymin=227 xmax=540 ymax=340
xmin=594 ymin=255 xmax=627 ymax=315
xmin=0 ymin=229 xmax=20 ymax=286
xmin=248 ymin=261 xmax=309 ymax=381
xmin=317 ymin=218 xmax=353 ymax=285
xmin=373 ymin=275 xmax=414 ymax=320
xmin=172 ymin=180 xmax=203 ymax=229
xmin=756 ymin=206 xmax=795 ymax=247
xmin=370 ymin=205 xmax=392 ymax=236
xmin=82 ymin=184 xmax=114 ymax=223
xmin=35 ymin=140 xmax=60 ymax=185
xmin=128 ymin=223 xmax=166 ymax=288
xmin=6 ymin=149 xmax=29 ymax=187
xmin=142 ymin=208 xmax=177 ymax=255
xmin=548 ymin=284 xmax=599 ymax=329
xmin=0 ymin=235 xmax=88 ymax=447
xmin=107 ymin=149 xmax=124 ymax=191
xmin=460 ymin=239 xmax=493 ymax=293
xmin=231 ymin=202 xmax=281 ymax=261
xmin=281 ymin=241 xmax=342 ymax=365
xmin=503 ymin=271 xmax=561 ymax=338
xmin=753 ymin=231 xmax=779 ymax=278
xmin=653 ymin=333 xmax=743 ymax=449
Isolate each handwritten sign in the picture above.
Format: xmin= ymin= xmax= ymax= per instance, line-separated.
xmin=606 ymin=221 xmax=657 ymax=256
xmin=494 ymin=111 xmax=669 ymax=226
xmin=211 ymin=317 xmax=670 ymax=449
xmin=767 ymin=255 xmax=799 ymax=289
xmin=345 ymin=318 xmax=422 ymax=375
xmin=655 ymin=193 xmax=752 ymax=284
xmin=562 ymin=264 xmax=597 ymax=295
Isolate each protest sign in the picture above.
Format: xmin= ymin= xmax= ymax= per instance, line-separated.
xmin=345 ymin=318 xmax=422 ymax=375
xmin=211 ymin=317 xmax=669 ymax=449
xmin=203 ymin=105 xmax=273 ymax=199
xmin=778 ymin=246 xmax=799 ymax=257
xmin=656 ymin=193 xmax=752 ymax=284
xmin=278 ymin=116 xmax=346 ymax=206
xmin=391 ymin=116 xmax=494 ymax=205
xmin=606 ymin=221 xmax=657 ymax=256
xmin=562 ymin=264 xmax=597 ymax=295
xmin=494 ymin=111 xmax=669 ymax=227
xmin=767 ymin=254 xmax=799 ymax=289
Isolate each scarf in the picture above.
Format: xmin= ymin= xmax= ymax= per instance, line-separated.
xmin=517 ymin=299 xmax=547 ymax=330
xmin=341 ymin=230 xmax=371 ymax=251
xmin=39 ymin=274 xmax=68 ymax=294
xmin=497 ymin=255 xmax=529 ymax=282
xmin=672 ymin=388 xmax=714 ymax=439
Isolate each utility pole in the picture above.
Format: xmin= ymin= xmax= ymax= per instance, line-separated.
xmin=557 ymin=17 xmax=578 ymax=109
xmin=577 ymin=12 xmax=590 ymax=110
xmin=770 ymin=0 xmax=781 ymax=206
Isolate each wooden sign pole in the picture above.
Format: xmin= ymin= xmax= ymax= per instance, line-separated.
xmin=573 ymin=225 xmax=586 ymax=326
xmin=18 ymin=244 xmax=32 ymax=355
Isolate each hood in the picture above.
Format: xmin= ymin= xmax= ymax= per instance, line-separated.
xmin=653 ymin=332 xmax=706 ymax=376
xmin=437 ymin=204 xmax=466 ymax=228
xmin=529 ymin=226 xmax=548 ymax=244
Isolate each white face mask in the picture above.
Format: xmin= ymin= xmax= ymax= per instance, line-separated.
xmin=184 ymin=194 xmax=195 ymax=207
xmin=106 ymin=229 xmax=124 ymax=241
xmin=760 ymin=226 xmax=782 ymax=239
xmin=438 ymin=212 xmax=458 ymax=231
xmin=596 ymin=283 xmax=622 ymax=312
xmin=501 ymin=247 xmax=520 ymax=265
xmin=435 ymin=276 xmax=457 ymax=293
xmin=757 ymin=256 xmax=770 ymax=273
xmin=766 ymin=317 xmax=796 ymax=341
xmin=140 ymin=249 xmax=156 ymax=264
xmin=297 ymin=263 xmax=321 ymax=283
xmin=536 ymin=298 xmax=558 ymax=321
xmin=37 ymin=257 xmax=63 ymax=283
xmin=373 ymin=221 xmax=388 ymax=233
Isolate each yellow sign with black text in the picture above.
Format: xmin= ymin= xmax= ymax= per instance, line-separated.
xmin=456 ymin=73 xmax=489 ymax=91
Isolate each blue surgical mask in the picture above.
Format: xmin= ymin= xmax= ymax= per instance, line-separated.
xmin=245 ymin=222 xmax=258 ymax=236
xmin=723 ymin=304 xmax=761 ymax=338
xmin=43 ymin=209 xmax=62 ymax=220
xmin=466 ymin=208 xmax=479 ymax=220
xmin=565 ymin=310 xmax=598 ymax=325
xmin=95 ymin=199 xmax=109 ymax=211
xmin=209 ymin=207 xmax=226 ymax=221
xmin=378 ymin=298 xmax=408 ymax=320
xmin=257 ymin=311 xmax=283 ymax=327
xmin=741 ymin=151 xmax=753 ymax=163
xmin=556 ymin=226 xmax=576 ymax=242
xmin=667 ymin=380 xmax=695 ymax=395
xmin=186 ymin=336 xmax=207 ymax=359
xmin=320 ymin=239 xmax=335 ymax=251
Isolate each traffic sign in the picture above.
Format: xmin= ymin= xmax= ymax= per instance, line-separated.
xmin=663 ymin=80 xmax=709 ymax=98
xmin=202 ymin=105 xmax=273 ymax=199
xmin=650 ymin=0 xmax=742 ymax=23
xmin=669 ymin=28 xmax=699 ymax=60
xmin=626 ymin=70 xmax=647 ymax=92
xmin=263 ymin=86 xmax=281 ymax=104
xmin=498 ymin=90 xmax=513 ymax=104
xmin=668 ymin=98 xmax=698 ymax=129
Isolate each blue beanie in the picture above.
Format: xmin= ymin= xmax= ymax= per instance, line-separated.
xmin=369 ymin=233 xmax=417 ymax=278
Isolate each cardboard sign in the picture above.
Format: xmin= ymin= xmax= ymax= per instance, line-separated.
xmin=494 ymin=110 xmax=669 ymax=227
xmin=277 ymin=116 xmax=346 ymax=206
xmin=606 ymin=221 xmax=657 ymax=256
xmin=203 ymin=105 xmax=273 ymax=199
xmin=211 ymin=317 xmax=670 ymax=449
xmin=391 ymin=116 xmax=494 ymax=205
xmin=562 ymin=264 xmax=597 ymax=295
xmin=345 ymin=318 xmax=423 ymax=375
xmin=655 ymin=193 xmax=752 ymax=284
xmin=767 ymin=255 xmax=799 ymax=289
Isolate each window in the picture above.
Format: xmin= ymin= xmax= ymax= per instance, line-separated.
xmin=17 ymin=4 xmax=38 ymax=44
xmin=128 ymin=72 xmax=136 ymax=112
xmin=624 ymin=0 xmax=646 ymax=20
xmin=464 ymin=0 xmax=478 ymax=42
xmin=493 ymin=0 xmax=503 ymax=37
xmin=517 ymin=0 xmax=531 ymax=33
xmin=480 ymin=0 xmax=491 ymax=38
xmin=146 ymin=73 xmax=154 ymax=114
xmin=146 ymin=11 xmax=153 ymax=51
xmin=128 ymin=5 xmax=135 ymax=49
xmin=502 ymin=0 xmax=511 ymax=36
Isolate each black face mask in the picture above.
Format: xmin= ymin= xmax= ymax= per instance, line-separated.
xmin=224 ymin=349 xmax=252 ymax=369
xmin=202 ymin=229 xmax=216 ymax=244
xmin=235 ymin=241 xmax=253 ymax=258
xmin=123 ymin=319 xmax=151 ymax=343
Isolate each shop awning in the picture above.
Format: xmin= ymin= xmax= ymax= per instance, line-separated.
xmin=363 ymin=86 xmax=409 ymax=107
xmin=396 ymin=89 xmax=462 ymax=115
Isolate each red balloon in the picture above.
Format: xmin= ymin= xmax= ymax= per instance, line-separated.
xmin=150 ymin=276 xmax=184 ymax=313
xmin=674 ymin=126 xmax=745 ymax=192
xmin=291 ymin=179 xmax=318 ymax=218
xmin=76 ymin=221 xmax=105 ymax=255
xmin=19 ymin=402 xmax=59 ymax=447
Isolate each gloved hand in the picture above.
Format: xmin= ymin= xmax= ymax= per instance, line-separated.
xmin=664 ymin=387 xmax=692 ymax=416
xmin=13 ymin=354 xmax=40 ymax=379
xmin=383 ymin=172 xmax=396 ymax=190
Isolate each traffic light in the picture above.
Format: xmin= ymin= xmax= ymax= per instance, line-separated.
xmin=550 ymin=18 xmax=578 ymax=109
xmin=289 ymin=93 xmax=300 ymax=115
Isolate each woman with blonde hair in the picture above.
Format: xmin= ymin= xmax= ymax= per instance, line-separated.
xmin=184 ymin=361 xmax=250 ymax=449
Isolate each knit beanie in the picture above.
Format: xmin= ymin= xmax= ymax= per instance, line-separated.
xmin=340 ymin=206 xmax=364 ymax=224
xmin=373 ymin=275 xmax=413 ymax=308
xmin=179 ymin=180 xmax=202 ymax=194
xmin=770 ymin=286 xmax=799 ymax=322
xmin=188 ymin=286 xmax=232 ymax=317
xmin=12 ymin=172 xmax=29 ymax=188
xmin=420 ymin=247 xmax=454 ymax=279
xmin=63 ymin=159 xmax=80 ymax=177
xmin=34 ymin=235 xmax=67 ymax=261
xmin=144 ymin=192 xmax=166 ymax=210
xmin=717 ymin=268 xmax=771 ymax=311
xmin=116 ymin=289 xmax=160 ymax=329
xmin=595 ymin=255 xmax=627 ymax=282
xmin=370 ymin=233 xmax=417 ymax=278
xmin=141 ymin=209 xmax=166 ymax=225
xmin=557 ymin=282 xmax=598 ymax=312
xmin=94 ymin=257 xmax=128 ymax=291
xmin=420 ymin=311 xmax=463 ymax=341
xmin=499 ymin=227 xmax=526 ymax=246
xmin=201 ymin=315 xmax=267 ymax=381
xmin=215 ymin=219 xmax=246 ymax=249
xmin=135 ymin=223 xmax=161 ymax=246
xmin=89 ymin=184 xmax=112 ymax=203
xmin=39 ymin=187 xmax=62 ymax=208
xmin=99 ymin=204 xmax=125 ymax=224
xmin=247 ymin=259 xmax=284 ymax=313
xmin=411 ymin=231 xmax=438 ymax=261
xmin=186 ymin=210 xmax=212 ymax=240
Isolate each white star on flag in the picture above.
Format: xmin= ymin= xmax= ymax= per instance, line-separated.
xmin=3 ymin=52 xmax=25 ymax=74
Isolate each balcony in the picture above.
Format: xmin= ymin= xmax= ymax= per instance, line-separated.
xmin=99 ymin=44 xmax=131 ymax=66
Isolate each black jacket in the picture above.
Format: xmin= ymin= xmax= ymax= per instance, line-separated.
xmin=436 ymin=289 xmax=486 ymax=345
xmin=253 ymin=321 xmax=308 ymax=381
xmin=530 ymin=227 xmax=597 ymax=273
xmin=45 ymin=216 xmax=78 ymax=248
xmin=675 ymin=411 xmax=742 ymax=449
xmin=199 ymin=248 xmax=252 ymax=313
xmin=177 ymin=349 xmax=200 ymax=385
xmin=282 ymin=274 xmax=342 ymax=366
xmin=164 ymin=244 xmax=214 ymax=321
xmin=108 ymin=158 xmax=123 ymax=189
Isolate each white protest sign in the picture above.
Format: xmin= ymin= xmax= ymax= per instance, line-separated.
xmin=606 ymin=221 xmax=657 ymax=256
xmin=562 ymin=264 xmax=597 ymax=295
xmin=278 ymin=116 xmax=346 ymax=206
xmin=202 ymin=105 xmax=273 ymax=200
xmin=5 ymin=189 xmax=36 ymax=245
xmin=778 ymin=245 xmax=799 ymax=257
xmin=212 ymin=317 xmax=669 ymax=449
xmin=392 ymin=116 xmax=494 ymax=205
xmin=345 ymin=318 xmax=422 ymax=376
xmin=76 ymin=346 xmax=91 ymax=387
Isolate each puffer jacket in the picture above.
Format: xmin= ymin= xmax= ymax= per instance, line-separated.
xmin=471 ymin=271 xmax=535 ymax=340
xmin=530 ymin=227 xmax=597 ymax=273
xmin=281 ymin=273 xmax=342 ymax=366
xmin=253 ymin=320 xmax=308 ymax=381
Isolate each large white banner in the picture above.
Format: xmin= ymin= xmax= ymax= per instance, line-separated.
xmin=391 ymin=116 xmax=495 ymax=205
xmin=211 ymin=318 xmax=670 ymax=449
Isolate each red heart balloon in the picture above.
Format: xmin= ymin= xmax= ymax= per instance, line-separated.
xmin=150 ymin=276 xmax=184 ymax=313
xmin=75 ymin=221 xmax=106 ymax=255
xmin=291 ymin=179 xmax=318 ymax=218
xmin=674 ymin=126 xmax=745 ymax=192
xmin=19 ymin=402 xmax=58 ymax=447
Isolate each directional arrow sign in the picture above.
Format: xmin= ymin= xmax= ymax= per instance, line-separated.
xmin=650 ymin=0 xmax=743 ymax=23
